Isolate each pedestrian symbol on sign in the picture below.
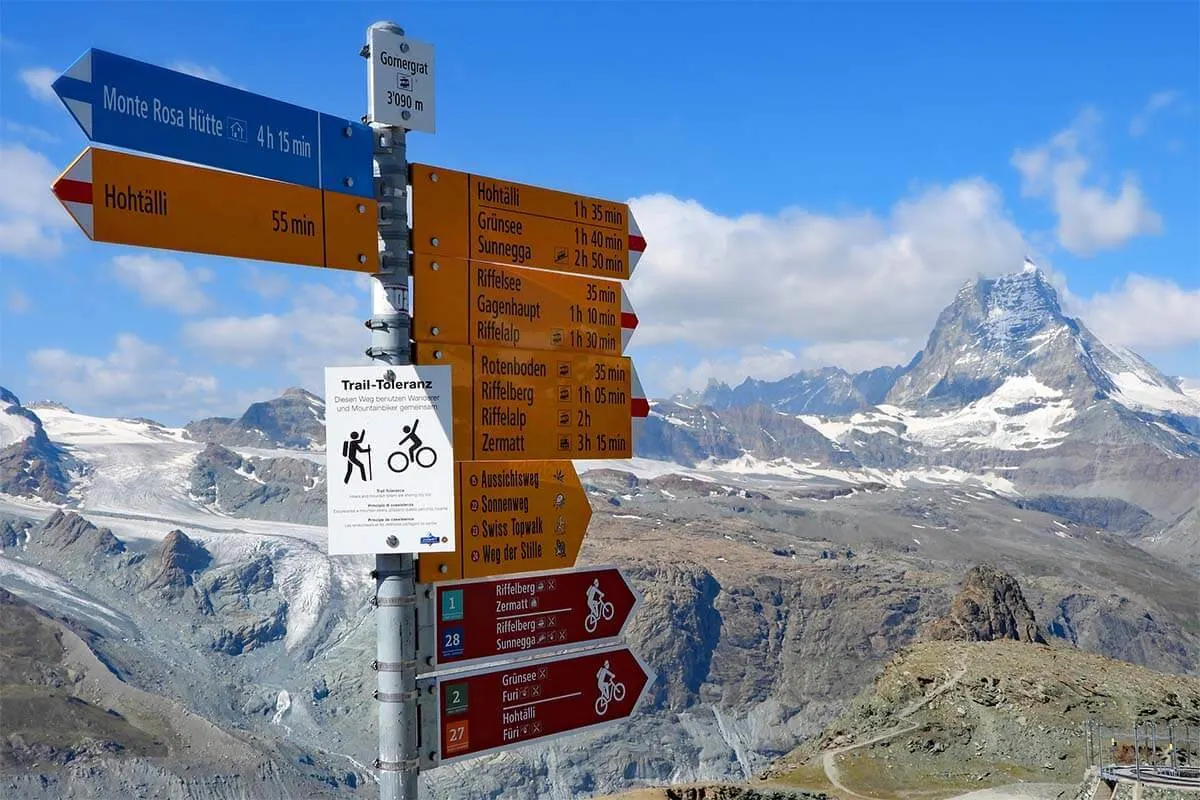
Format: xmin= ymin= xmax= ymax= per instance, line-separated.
xmin=342 ymin=430 xmax=372 ymax=484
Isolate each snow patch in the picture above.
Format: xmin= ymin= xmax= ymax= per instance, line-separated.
xmin=0 ymin=407 xmax=36 ymax=448
xmin=900 ymin=375 xmax=1076 ymax=451
xmin=1108 ymin=371 xmax=1200 ymax=417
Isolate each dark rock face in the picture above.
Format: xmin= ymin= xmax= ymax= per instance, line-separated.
xmin=38 ymin=510 xmax=125 ymax=558
xmin=141 ymin=530 xmax=212 ymax=596
xmin=188 ymin=443 xmax=325 ymax=525
xmin=1 ymin=516 xmax=32 ymax=548
xmin=0 ymin=387 xmax=72 ymax=502
xmin=195 ymin=554 xmax=287 ymax=655
xmin=184 ymin=388 xmax=325 ymax=450
xmin=925 ymin=565 xmax=1047 ymax=645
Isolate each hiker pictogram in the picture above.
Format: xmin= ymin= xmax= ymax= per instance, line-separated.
xmin=387 ymin=419 xmax=439 ymax=473
xmin=342 ymin=430 xmax=372 ymax=484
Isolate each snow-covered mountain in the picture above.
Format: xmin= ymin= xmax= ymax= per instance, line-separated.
xmin=0 ymin=389 xmax=73 ymax=502
xmin=643 ymin=261 xmax=1200 ymax=568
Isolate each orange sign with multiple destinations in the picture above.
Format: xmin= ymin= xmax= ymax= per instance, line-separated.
xmin=51 ymin=147 xmax=379 ymax=272
xmin=417 ymin=460 xmax=593 ymax=583
xmin=409 ymin=164 xmax=644 ymax=280
xmin=414 ymin=343 xmax=634 ymax=461
xmin=411 ymin=255 xmax=634 ymax=355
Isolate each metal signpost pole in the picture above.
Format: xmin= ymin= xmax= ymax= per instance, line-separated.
xmin=365 ymin=22 xmax=418 ymax=800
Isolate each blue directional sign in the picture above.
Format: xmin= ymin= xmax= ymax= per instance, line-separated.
xmin=52 ymin=48 xmax=373 ymax=199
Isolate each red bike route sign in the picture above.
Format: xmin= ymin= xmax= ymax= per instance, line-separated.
xmin=426 ymin=566 xmax=640 ymax=671
xmin=431 ymin=644 xmax=653 ymax=764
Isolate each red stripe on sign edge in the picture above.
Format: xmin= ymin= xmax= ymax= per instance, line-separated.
xmin=620 ymin=312 xmax=639 ymax=330
xmin=53 ymin=179 xmax=93 ymax=205
xmin=631 ymin=398 xmax=650 ymax=418
xmin=628 ymin=234 xmax=647 ymax=253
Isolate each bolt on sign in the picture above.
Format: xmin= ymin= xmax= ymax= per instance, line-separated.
xmin=411 ymin=255 xmax=639 ymax=356
xmin=417 ymin=460 xmax=591 ymax=583
xmin=409 ymin=164 xmax=646 ymax=280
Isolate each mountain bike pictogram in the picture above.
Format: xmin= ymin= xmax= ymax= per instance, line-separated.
xmin=387 ymin=420 xmax=438 ymax=473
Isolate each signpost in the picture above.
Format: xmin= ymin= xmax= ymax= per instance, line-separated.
xmin=323 ymin=365 xmax=457 ymax=556
xmin=52 ymin=48 xmax=374 ymax=197
xmin=426 ymin=567 xmax=639 ymax=671
xmin=417 ymin=460 xmax=592 ymax=582
xmin=420 ymin=645 xmax=653 ymax=766
xmin=52 ymin=147 xmax=379 ymax=272
xmin=50 ymin=26 xmax=654 ymax=800
xmin=412 ymin=256 xmax=638 ymax=355
xmin=410 ymin=164 xmax=646 ymax=280
xmin=414 ymin=343 xmax=650 ymax=461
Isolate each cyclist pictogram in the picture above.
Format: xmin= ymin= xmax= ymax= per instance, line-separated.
xmin=584 ymin=578 xmax=615 ymax=633
xmin=387 ymin=419 xmax=439 ymax=473
xmin=594 ymin=659 xmax=626 ymax=716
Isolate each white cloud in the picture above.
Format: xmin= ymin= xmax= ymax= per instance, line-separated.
xmin=1129 ymin=90 xmax=1182 ymax=137
xmin=5 ymin=287 xmax=31 ymax=314
xmin=168 ymin=61 xmax=243 ymax=88
xmin=1012 ymin=108 xmax=1163 ymax=256
xmin=1 ymin=119 xmax=59 ymax=143
xmin=181 ymin=283 xmax=370 ymax=390
xmin=242 ymin=264 xmax=292 ymax=299
xmin=18 ymin=66 xmax=57 ymax=103
xmin=110 ymin=254 xmax=214 ymax=314
xmin=0 ymin=143 xmax=75 ymax=259
xmin=27 ymin=334 xmax=219 ymax=418
xmin=1066 ymin=274 xmax=1200 ymax=352
xmin=626 ymin=178 xmax=1027 ymax=354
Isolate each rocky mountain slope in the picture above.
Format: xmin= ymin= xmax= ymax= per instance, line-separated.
xmin=0 ymin=390 xmax=72 ymax=502
xmin=185 ymin=387 xmax=326 ymax=450
xmin=644 ymin=261 xmax=1200 ymax=572
xmin=1 ymin=260 xmax=1198 ymax=799
xmin=765 ymin=567 xmax=1200 ymax=798
xmin=3 ymin=423 xmax=1200 ymax=798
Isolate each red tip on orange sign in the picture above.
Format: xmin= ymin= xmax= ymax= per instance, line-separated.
xmin=410 ymin=164 xmax=646 ymax=280
xmin=52 ymin=147 xmax=378 ymax=272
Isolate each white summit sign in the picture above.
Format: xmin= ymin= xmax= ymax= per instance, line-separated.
xmin=324 ymin=365 xmax=455 ymax=555
xmin=367 ymin=25 xmax=436 ymax=133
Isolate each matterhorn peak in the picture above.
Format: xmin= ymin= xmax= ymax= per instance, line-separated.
xmin=1022 ymin=256 xmax=1039 ymax=274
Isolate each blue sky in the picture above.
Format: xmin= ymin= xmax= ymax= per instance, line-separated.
xmin=1 ymin=1 xmax=1197 ymax=424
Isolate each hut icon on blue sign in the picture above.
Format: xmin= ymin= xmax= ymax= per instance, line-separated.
xmin=226 ymin=118 xmax=247 ymax=143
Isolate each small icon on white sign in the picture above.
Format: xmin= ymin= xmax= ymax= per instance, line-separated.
xmin=387 ymin=420 xmax=439 ymax=473
xmin=342 ymin=430 xmax=373 ymax=483
xmin=226 ymin=117 xmax=248 ymax=143
xmin=594 ymin=660 xmax=626 ymax=716
xmin=396 ymin=73 xmax=415 ymax=91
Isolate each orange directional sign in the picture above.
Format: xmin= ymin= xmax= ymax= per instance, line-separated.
xmin=410 ymin=164 xmax=646 ymax=280
xmin=51 ymin=147 xmax=379 ymax=272
xmin=412 ymin=256 xmax=638 ymax=355
xmin=417 ymin=460 xmax=592 ymax=583
xmin=414 ymin=343 xmax=645 ymax=461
